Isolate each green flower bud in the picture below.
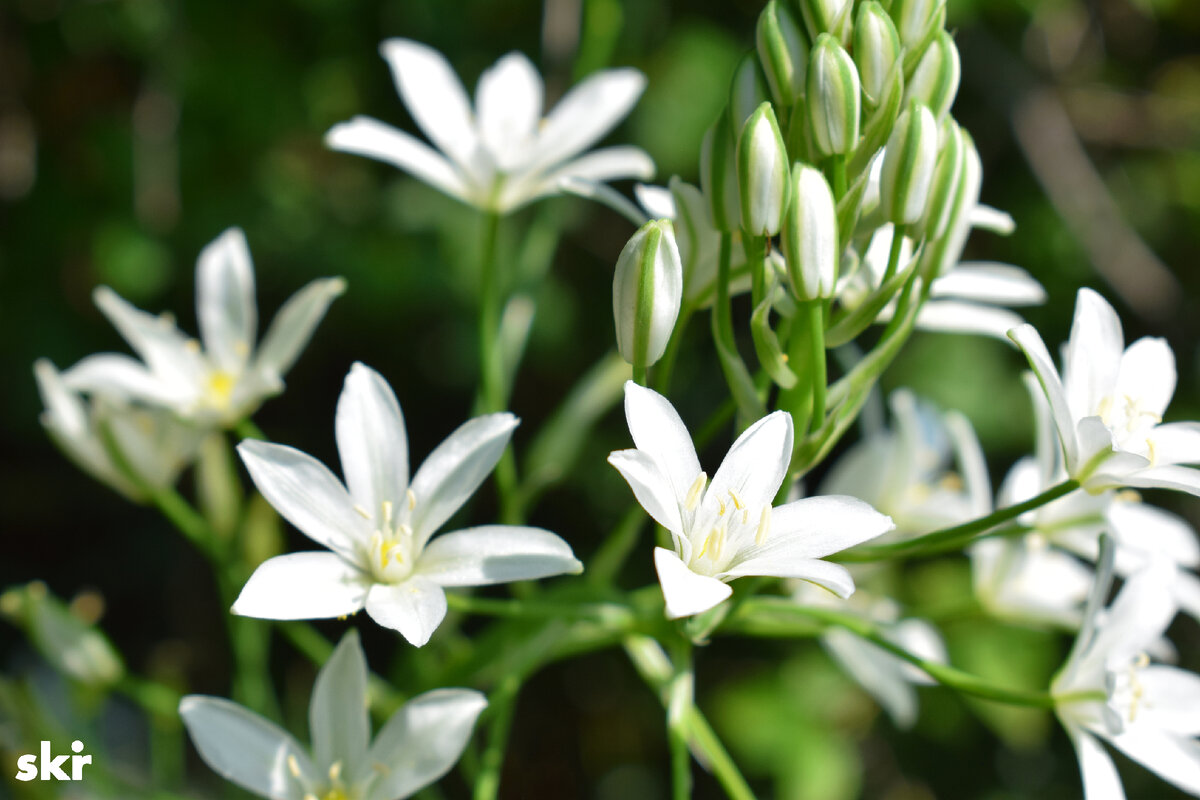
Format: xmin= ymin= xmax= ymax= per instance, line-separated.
xmin=807 ymin=34 xmax=861 ymax=158
xmin=916 ymin=119 xmax=966 ymax=240
xmin=737 ymin=102 xmax=791 ymax=237
xmin=757 ymin=1 xmax=809 ymax=108
xmin=797 ymin=0 xmax=852 ymax=44
xmin=700 ymin=113 xmax=741 ymax=231
xmin=891 ymin=0 xmax=945 ymax=48
xmin=853 ymin=2 xmax=901 ymax=106
xmin=923 ymin=131 xmax=981 ymax=279
xmin=613 ymin=219 xmax=683 ymax=368
xmin=729 ymin=52 xmax=772 ymax=130
xmin=781 ymin=164 xmax=838 ymax=299
xmin=906 ymin=30 xmax=960 ymax=119
xmin=880 ymin=101 xmax=938 ymax=225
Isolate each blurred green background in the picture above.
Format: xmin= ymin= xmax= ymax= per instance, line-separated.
xmin=2 ymin=0 xmax=1199 ymax=798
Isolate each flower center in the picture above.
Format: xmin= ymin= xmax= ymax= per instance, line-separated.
xmin=1110 ymin=652 xmax=1152 ymax=725
xmin=1096 ymin=394 xmax=1161 ymax=457
xmin=684 ymin=474 xmax=771 ymax=575
xmin=358 ymin=491 xmax=419 ymax=584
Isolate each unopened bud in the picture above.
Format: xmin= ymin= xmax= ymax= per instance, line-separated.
xmin=797 ymin=0 xmax=852 ymax=44
xmin=891 ymin=0 xmax=946 ymax=49
xmin=613 ymin=220 xmax=683 ymax=368
xmin=700 ymin=114 xmax=741 ymax=232
xmin=729 ymin=53 xmax=772 ymax=131
xmin=906 ymin=30 xmax=960 ymax=120
xmin=924 ymin=131 xmax=981 ymax=279
xmin=807 ymin=34 xmax=861 ymax=158
xmin=781 ymin=164 xmax=838 ymax=299
xmin=757 ymin=1 xmax=809 ymax=108
xmin=916 ymin=119 xmax=966 ymax=240
xmin=880 ymin=101 xmax=938 ymax=226
xmin=737 ymin=102 xmax=791 ymax=237
xmin=853 ymin=2 xmax=901 ymax=106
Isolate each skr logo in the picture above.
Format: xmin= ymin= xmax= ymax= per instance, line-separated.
xmin=14 ymin=740 xmax=92 ymax=781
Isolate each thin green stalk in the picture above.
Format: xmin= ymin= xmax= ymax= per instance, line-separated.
xmin=474 ymin=674 xmax=521 ymax=800
xmin=685 ymin=708 xmax=757 ymax=800
xmin=668 ymin=638 xmax=694 ymax=800
xmin=881 ymin=224 xmax=905 ymax=284
xmin=445 ymin=592 xmax=637 ymax=623
xmin=233 ymin=418 xmax=267 ymax=441
xmin=806 ymin=301 xmax=826 ymax=428
xmin=829 ymin=155 xmax=848 ymax=201
xmin=654 ymin=303 xmax=694 ymax=394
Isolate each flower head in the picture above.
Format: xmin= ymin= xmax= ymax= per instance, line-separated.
xmin=60 ymin=228 xmax=344 ymax=428
xmin=608 ymin=382 xmax=893 ymax=618
xmin=232 ymin=363 xmax=582 ymax=646
xmin=180 ymin=630 xmax=486 ymax=800
xmin=326 ymin=39 xmax=654 ymax=214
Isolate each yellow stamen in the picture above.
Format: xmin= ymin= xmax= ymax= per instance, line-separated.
xmin=287 ymin=754 xmax=302 ymax=778
xmin=697 ymin=531 xmax=714 ymax=560
xmin=728 ymin=489 xmax=744 ymax=511
xmin=684 ymin=472 xmax=707 ymax=511
xmin=382 ymin=501 xmax=394 ymax=527
xmin=184 ymin=339 xmax=201 ymax=354
xmin=1147 ymin=439 xmax=1158 ymax=465
xmin=353 ymin=505 xmax=371 ymax=519
xmin=233 ymin=340 xmax=251 ymax=358
xmin=717 ymin=497 xmax=726 ymax=517
xmin=407 ymin=488 xmax=417 ymax=510
xmin=207 ymin=371 xmax=235 ymax=402
xmin=755 ymin=507 xmax=771 ymax=545
xmin=328 ymin=761 xmax=342 ymax=782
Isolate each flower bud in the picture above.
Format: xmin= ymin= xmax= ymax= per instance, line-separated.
xmin=797 ymin=0 xmax=852 ymax=44
xmin=700 ymin=113 xmax=741 ymax=232
xmin=729 ymin=52 xmax=772 ymax=131
xmin=906 ymin=30 xmax=960 ymax=120
xmin=757 ymin=1 xmax=809 ymax=108
xmin=781 ymin=164 xmax=838 ymax=299
xmin=807 ymin=34 xmax=861 ymax=158
xmin=922 ymin=131 xmax=981 ymax=279
xmin=737 ymin=102 xmax=791 ymax=237
xmin=613 ymin=219 xmax=683 ymax=368
xmin=853 ymin=2 xmax=901 ymax=106
xmin=891 ymin=0 xmax=945 ymax=49
xmin=880 ymin=101 xmax=938 ymax=226
xmin=915 ymin=119 xmax=965 ymax=240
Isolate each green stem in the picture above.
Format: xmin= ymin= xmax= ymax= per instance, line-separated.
xmin=830 ymin=155 xmax=848 ymax=201
xmin=474 ymin=675 xmax=521 ymax=800
xmin=233 ymin=418 xmax=267 ymax=441
xmin=668 ymin=637 xmax=694 ymax=800
xmin=445 ymin=593 xmax=637 ymax=623
xmin=881 ymin=224 xmax=905 ymax=284
xmin=685 ymin=708 xmax=757 ymax=800
xmin=806 ymin=301 xmax=826 ymax=429
xmin=654 ymin=304 xmax=694 ymax=395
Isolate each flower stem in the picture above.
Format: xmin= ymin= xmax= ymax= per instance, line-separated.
xmin=654 ymin=303 xmax=694 ymax=394
xmin=473 ymin=674 xmax=521 ymax=800
xmin=881 ymin=224 xmax=906 ymax=284
xmin=829 ymin=154 xmax=848 ymax=202
xmin=805 ymin=300 xmax=826 ymax=429
xmin=667 ymin=637 xmax=694 ymax=800
xmin=233 ymin=418 xmax=267 ymax=441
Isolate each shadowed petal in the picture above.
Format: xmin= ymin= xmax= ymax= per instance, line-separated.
xmin=196 ymin=228 xmax=257 ymax=373
xmin=380 ymin=39 xmax=480 ymax=171
xmin=336 ymin=363 xmax=409 ymax=514
xmin=326 ymin=117 xmax=470 ymax=201
xmin=232 ymin=553 xmax=369 ymax=620
xmin=476 ymin=52 xmax=543 ymax=170
xmin=310 ymin=630 xmax=370 ymax=779
xmin=418 ymin=525 xmax=581 ymax=586
xmin=365 ymin=578 xmax=448 ymax=647
xmin=654 ymin=547 xmax=731 ymax=619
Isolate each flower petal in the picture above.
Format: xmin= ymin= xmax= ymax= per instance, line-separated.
xmin=196 ymin=228 xmax=257 ymax=373
xmin=607 ymin=449 xmax=686 ymax=549
xmin=92 ymin=286 xmax=206 ymax=392
xmin=179 ymin=695 xmax=314 ymax=800
xmin=1121 ymin=465 xmax=1200 ymax=498
xmin=1108 ymin=500 xmax=1200 ymax=568
xmin=325 ymin=116 xmax=470 ymax=202
xmin=746 ymin=495 xmax=893 ymax=560
xmin=703 ymin=410 xmax=793 ymax=524
xmin=379 ymin=39 xmax=480 ymax=172
xmin=363 ymin=689 xmax=487 ymax=800
xmin=1133 ymin=666 xmax=1200 ymax=736
xmin=335 ymin=363 xmax=409 ymax=514
xmin=1108 ymin=726 xmax=1200 ymax=796
xmin=914 ymin=300 xmax=1026 ymax=340
xmin=634 ymin=183 xmax=675 ymax=219
xmin=309 ymin=630 xmax=370 ymax=779
xmin=654 ymin=547 xmax=731 ymax=619
xmin=475 ymin=52 xmax=543 ymax=171
xmin=721 ymin=555 xmax=856 ymax=598
xmin=1116 ymin=337 xmax=1176 ymax=421
xmin=232 ymin=553 xmax=369 ymax=620
xmin=1009 ymin=324 xmax=1078 ymax=469
xmin=253 ymin=276 xmax=346 ymax=385
xmin=1065 ymin=726 xmax=1125 ymax=800
xmin=823 ymin=628 xmax=918 ymax=728
xmin=546 ymin=145 xmax=656 ymax=185
xmin=622 ymin=381 xmax=702 ymax=504
xmin=407 ymin=413 xmax=518 ymax=548
xmin=418 ymin=525 xmax=581 ymax=587
xmin=364 ymin=577 xmax=448 ymax=647
xmin=1147 ymin=422 xmax=1200 ymax=467
xmin=236 ymin=440 xmax=366 ymax=558
xmin=931 ymin=263 xmax=1046 ymax=306
xmin=968 ymin=204 xmax=1016 ymax=235
xmin=61 ymin=353 xmax=190 ymax=408
xmin=529 ymin=68 xmax=646 ymax=173
xmin=1063 ymin=288 xmax=1123 ymax=422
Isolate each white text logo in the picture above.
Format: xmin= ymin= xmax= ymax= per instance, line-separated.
xmin=14 ymin=740 xmax=92 ymax=782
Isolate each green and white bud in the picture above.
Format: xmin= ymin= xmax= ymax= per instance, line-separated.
xmin=700 ymin=113 xmax=741 ymax=231
xmin=729 ymin=52 xmax=772 ymax=130
xmin=853 ymin=2 xmax=901 ymax=106
xmin=891 ymin=0 xmax=945 ymax=49
xmin=781 ymin=164 xmax=838 ymax=299
xmin=924 ymin=131 xmax=981 ymax=279
xmin=613 ymin=219 xmax=683 ymax=368
xmin=807 ymin=34 xmax=861 ymax=158
xmin=880 ymin=101 xmax=938 ymax=225
xmin=756 ymin=1 xmax=809 ymax=108
xmin=797 ymin=0 xmax=852 ymax=44
xmin=737 ymin=102 xmax=791 ymax=237
xmin=916 ymin=119 xmax=966 ymax=240
xmin=906 ymin=30 xmax=960 ymax=120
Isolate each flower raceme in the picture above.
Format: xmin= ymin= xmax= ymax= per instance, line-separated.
xmin=326 ymin=39 xmax=654 ymax=214
xmin=180 ymin=630 xmax=485 ymax=800
xmin=59 ymin=228 xmax=344 ymax=428
xmin=232 ymin=363 xmax=582 ymax=646
xmin=608 ymin=382 xmax=895 ymax=619
xmin=1010 ymin=288 xmax=1200 ymax=495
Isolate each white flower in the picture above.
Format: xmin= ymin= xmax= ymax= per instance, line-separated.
xmin=1010 ymin=288 xmax=1200 ymax=494
xmin=34 ymin=359 xmax=201 ymax=501
xmin=1053 ymin=547 xmax=1200 ymax=799
xmin=608 ymin=382 xmax=893 ymax=619
xmin=61 ymin=228 xmax=345 ymax=428
xmin=326 ymin=39 xmax=654 ymax=214
xmin=232 ymin=363 xmax=582 ymax=646
xmin=180 ymin=630 xmax=486 ymax=800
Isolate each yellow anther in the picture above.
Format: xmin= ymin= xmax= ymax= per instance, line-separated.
xmin=328 ymin=761 xmax=342 ymax=782
xmin=1134 ymin=652 xmax=1150 ymax=669
xmin=372 ymin=762 xmax=392 ymax=776
xmin=303 ymin=794 xmax=318 ymax=800
xmin=1147 ymin=439 xmax=1158 ymax=465
xmin=353 ymin=505 xmax=371 ymax=519
xmin=684 ymin=472 xmax=707 ymax=511
xmin=287 ymin=754 xmax=302 ymax=778
xmin=711 ymin=525 xmax=725 ymax=561
xmin=185 ymin=339 xmax=201 ymax=354
xmin=382 ymin=501 xmax=394 ymax=527
xmin=717 ymin=497 xmax=727 ymax=517
xmin=755 ymin=507 xmax=772 ymax=546
xmin=728 ymin=489 xmax=744 ymax=511
xmin=233 ymin=340 xmax=251 ymax=358
xmin=938 ymin=473 xmax=963 ymax=491
xmin=697 ymin=531 xmax=714 ymax=560
xmin=207 ymin=371 xmax=235 ymax=402
xmin=742 ymin=508 xmax=749 ymax=525
xmin=407 ymin=488 xmax=417 ymax=510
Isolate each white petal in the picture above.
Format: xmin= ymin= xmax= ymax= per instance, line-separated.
xmin=945 ymin=410 xmax=992 ymax=516
xmin=1134 ymin=666 xmax=1200 ymax=736
xmin=747 ymin=495 xmax=893 ymax=560
xmin=622 ymin=381 xmax=702 ymax=504
xmin=237 ymin=440 xmax=367 ymax=557
xmin=364 ymin=689 xmax=486 ymax=800
xmin=1010 ymin=324 xmax=1079 ymax=469
xmin=335 ymin=363 xmax=409 ymax=514
xmin=1147 ymin=423 xmax=1200 ymax=467
xmin=915 ymin=300 xmax=1026 ymax=340
xmin=92 ymin=287 xmax=206 ymax=391
xmin=823 ymin=628 xmax=918 ymax=728
xmin=61 ymin=353 xmax=190 ymax=408
xmin=654 ymin=547 xmax=731 ymax=619
xmin=1091 ymin=561 xmax=1178 ymax=665
xmin=254 ymin=276 xmax=346 ymax=384
xmin=1116 ymin=337 xmax=1177 ymax=420
xmin=179 ymin=695 xmax=313 ymax=800
xmin=379 ymin=39 xmax=480 ymax=172
xmin=196 ymin=228 xmax=257 ymax=373
xmin=634 ymin=183 xmax=676 ymax=219
xmin=543 ymin=145 xmax=655 ymax=185
xmin=475 ymin=52 xmax=543 ymax=170
xmin=309 ymin=630 xmax=370 ymax=778
xmin=1109 ymin=726 xmax=1200 ymax=796
xmin=931 ymin=263 xmax=1046 ymax=306
xmin=364 ymin=577 xmax=448 ymax=647
xmin=417 ymin=525 xmax=582 ymax=587
xmin=969 ymin=204 xmax=1016 ymax=235
xmin=1066 ymin=726 xmax=1126 ymax=800
xmin=326 ymin=117 xmax=470 ymax=201
xmin=528 ymin=68 xmax=646 ymax=173
xmin=721 ymin=555 xmax=855 ymax=598
xmin=703 ymin=410 xmax=793 ymax=525
xmin=607 ymin=449 xmax=686 ymax=548
xmin=890 ymin=618 xmax=948 ymax=684
xmin=1064 ymin=288 xmax=1123 ymax=422
xmin=407 ymin=413 xmax=518 ymax=548
xmin=232 ymin=553 xmax=369 ymax=620
xmin=1107 ymin=500 xmax=1200 ymax=567
xmin=1122 ymin=465 xmax=1200 ymax=498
